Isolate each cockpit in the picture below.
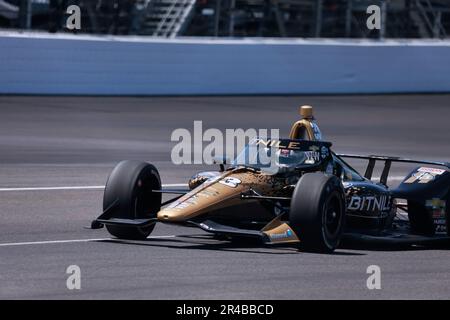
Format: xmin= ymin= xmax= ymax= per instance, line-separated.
xmin=231 ymin=138 xmax=331 ymax=175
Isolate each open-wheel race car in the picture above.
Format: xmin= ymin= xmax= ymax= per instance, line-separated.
xmin=91 ymin=106 xmax=450 ymax=253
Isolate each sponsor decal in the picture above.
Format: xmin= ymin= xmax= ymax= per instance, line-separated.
xmin=279 ymin=149 xmax=290 ymax=157
xmin=196 ymin=175 xmax=221 ymax=189
xmin=321 ymin=146 xmax=329 ymax=159
xmin=167 ymin=194 xmax=199 ymax=209
xmin=412 ymin=171 xmax=435 ymax=183
xmin=431 ymin=198 xmax=448 ymax=233
xmin=426 ymin=198 xmax=446 ymax=219
xmin=251 ymin=139 xmax=328 ymax=164
xmin=304 ymin=145 xmax=327 ymax=164
xmin=404 ymin=167 xmax=446 ymax=184
xmin=168 ymin=202 xmax=189 ymax=210
xmin=268 ymin=229 xmax=293 ymax=240
xmin=206 ymin=175 xmax=222 ymax=183
xmin=326 ymin=162 xmax=334 ymax=175
xmin=253 ymin=139 xmax=302 ymax=150
xmin=311 ymin=122 xmax=322 ymax=140
xmin=219 ymin=177 xmax=241 ymax=188
xmin=436 ymin=225 xmax=447 ymax=233
xmin=253 ymin=138 xmax=326 ymax=151
xmin=273 ymin=202 xmax=283 ymax=216
xmin=347 ymin=195 xmax=391 ymax=212
xmin=304 ymin=151 xmax=321 ymax=164
xmin=198 ymin=188 xmax=220 ymax=198
xmin=199 ymin=223 xmax=212 ymax=231
xmin=342 ymin=182 xmax=353 ymax=188
xmin=418 ymin=167 xmax=446 ymax=175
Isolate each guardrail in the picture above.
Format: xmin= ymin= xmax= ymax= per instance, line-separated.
xmin=1 ymin=31 xmax=450 ymax=95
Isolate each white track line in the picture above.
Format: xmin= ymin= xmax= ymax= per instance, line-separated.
xmin=0 ymin=235 xmax=176 ymax=247
xmin=0 ymin=183 xmax=187 ymax=192
xmin=0 ymin=186 xmax=105 ymax=191
xmin=0 ymin=178 xmax=406 ymax=192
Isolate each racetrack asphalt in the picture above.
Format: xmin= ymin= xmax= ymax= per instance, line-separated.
xmin=0 ymin=95 xmax=449 ymax=299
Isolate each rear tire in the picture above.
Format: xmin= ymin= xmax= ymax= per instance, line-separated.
xmin=407 ymin=200 xmax=435 ymax=236
xmin=290 ymin=173 xmax=346 ymax=253
xmin=103 ymin=160 xmax=162 ymax=240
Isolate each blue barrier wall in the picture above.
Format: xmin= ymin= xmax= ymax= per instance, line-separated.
xmin=1 ymin=32 xmax=450 ymax=95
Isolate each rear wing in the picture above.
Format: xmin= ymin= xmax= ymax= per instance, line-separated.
xmin=337 ymin=154 xmax=450 ymax=185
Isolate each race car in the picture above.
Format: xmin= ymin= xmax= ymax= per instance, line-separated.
xmin=90 ymin=106 xmax=450 ymax=253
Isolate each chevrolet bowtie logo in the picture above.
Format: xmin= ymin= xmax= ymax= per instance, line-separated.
xmin=426 ymin=198 xmax=445 ymax=209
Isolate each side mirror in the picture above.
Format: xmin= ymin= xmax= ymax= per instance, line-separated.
xmin=213 ymin=156 xmax=230 ymax=172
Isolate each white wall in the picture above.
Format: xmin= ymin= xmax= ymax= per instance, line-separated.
xmin=1 ymin=32 xmax=450 ymax=95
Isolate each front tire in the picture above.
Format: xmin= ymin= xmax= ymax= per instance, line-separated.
xmin=290 ymin=173 xmax=346 ymax=253
xmin=103 ymin=160 xmax=162 ymax=240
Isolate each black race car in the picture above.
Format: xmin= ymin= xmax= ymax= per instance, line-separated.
xmin=92 ymin=108 xmax=450 ymax=253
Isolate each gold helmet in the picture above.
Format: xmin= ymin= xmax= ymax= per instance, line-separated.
xmin=289 ymin=105 xmax=322 ymax=140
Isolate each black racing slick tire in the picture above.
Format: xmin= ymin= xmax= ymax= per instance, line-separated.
xmin=290 ymin=173 xmax=346 ymax=253
xmin=103 ymin=160 xmax=162 ymax=240
xmin=407 ymin=200 xmax=435 ymax=236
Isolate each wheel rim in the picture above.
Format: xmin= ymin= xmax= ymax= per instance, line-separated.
xmin=133 ymin=168 xmax=160 ymax=218
xmin=323 ymin=192 xmax=342 ymax=238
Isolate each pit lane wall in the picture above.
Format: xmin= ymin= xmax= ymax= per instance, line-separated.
xmin=1 ymin=31 xmax=450 ymax=95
